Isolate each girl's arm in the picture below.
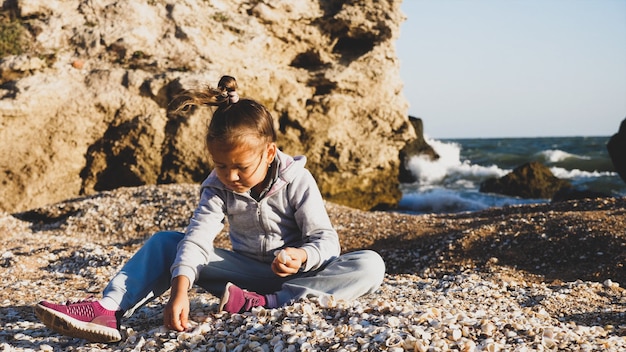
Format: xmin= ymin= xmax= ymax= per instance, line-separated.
xmin=171 ymin=185 xmax=226 ymax=287
xmin=289 ymin=169 xmax=341 ymax=272
xmin=163 ymin=276 xmax=190 ymax=331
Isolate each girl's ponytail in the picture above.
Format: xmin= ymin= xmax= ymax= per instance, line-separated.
xmin=168 ymin=75 xmax=239 ymax=113
xmin=168 ymin=75 xmax=276 ymax=145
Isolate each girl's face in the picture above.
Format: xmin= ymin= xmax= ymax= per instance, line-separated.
xmin=208 ymin=140 xmax=277 ymax=194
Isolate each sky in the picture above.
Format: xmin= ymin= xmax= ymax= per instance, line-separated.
xmin=397 ymin=0 xmax=626 ymax=139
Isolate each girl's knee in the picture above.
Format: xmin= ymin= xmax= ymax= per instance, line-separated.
xmin=348 ymin=250 xmax=386 ymax=279
xmin=146 ymin=231 xmax=184 ymax=247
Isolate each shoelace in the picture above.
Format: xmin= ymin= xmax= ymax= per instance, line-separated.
xmin=63 ymin=296 xmax=97 ymax=317
xmin=242 ymin=292 xmax=261 ymax=311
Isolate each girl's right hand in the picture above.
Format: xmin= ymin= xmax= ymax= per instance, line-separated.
xmin=271 ymin=248 xmax=307 ymax=277
xmin=164 ymin=276 xmax=190 ymax=331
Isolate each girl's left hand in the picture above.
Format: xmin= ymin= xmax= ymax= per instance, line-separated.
xmin=271 ymin=247 xmax=307 ymax=277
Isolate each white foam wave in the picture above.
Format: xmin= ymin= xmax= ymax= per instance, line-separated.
xmin=398 ymin=189 xmax=488 ymax=213
xmin=549 ymin=167 xmax=616 ymax=179
xmin=406 ymin=137 xmax=509 ymax=187
xmin=398 ymin=188 xmax=546 ymax=214
xmin=537 ymin=149 xmax=590 ymax=163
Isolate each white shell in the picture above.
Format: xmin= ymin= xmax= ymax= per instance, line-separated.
xmin=276 ymin=249 xmax=291 ymax=264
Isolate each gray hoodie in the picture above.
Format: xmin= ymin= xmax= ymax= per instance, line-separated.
xmin=171 ymin=149 xmax=341 ymax=285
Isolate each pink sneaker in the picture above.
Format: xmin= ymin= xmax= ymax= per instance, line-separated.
xmin=34 ymin=298 xmax=121 ymax=343
xmin=219 ymin=282 xmax=267 ymax=313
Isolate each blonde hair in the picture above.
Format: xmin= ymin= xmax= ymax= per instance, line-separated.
xmin=169 ymin=75 xmax=276 ymax=146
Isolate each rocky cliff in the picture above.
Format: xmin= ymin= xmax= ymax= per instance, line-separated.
xmin=0 ymin=0 xmax=413 ymax=213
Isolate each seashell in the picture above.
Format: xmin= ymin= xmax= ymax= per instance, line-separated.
xmin=427 ymin=307 xmax=440 ymax=317
xmin=191 ymin=322 xmax=212 ymax=335
xmin=402 ymin=335 xmax=417 ymax=349
xmin=281 ymin=324 xmax=294 ymax=334
xmin=450 ymin=328 xmax=462 ymax=341
xmin=414 ymin=340 xmax=429 ymax=352
xmin=356 ymin=336 xmax=369 ymax=345
xmin=301 ymin=303 xmax=314 ymax=316
xmin=416 ymin=311 xmax=431 ymax=323
xmin=433 ymin=338 xmax=450 ymax=350
xmin=387 ymin=316 xmax=401 ymax=327
xmin=252 ymin=307 xmax=270 ymax=324
xmin=460 ymin=339 xmax=477 ymax=352
xmin=479 ymin=339 xmax=498 ymax=352
xmin=481 ymin=321 xmax=496 ymax=336
xmin=275 ymin=249 xmax=291 ymax=264
xmin=542 ymin=327 xmax=554 ymax=340
xmin=129 ymin=337 xmax=145 ymax=351
xmin=335 ymin=324 xmax=352 ymax=335
xmin=318 ymin=329 xmax=336 ymax=339
xmin=535 ymin=308 xmax=550 ymax=319
xmin=542 ymin=337 xmax=556 ymax=349
xmin=385 ymin=333 xmax=404 ymax=347
xmin=603 ymin=279 xmax=619 ymax=289
xmin=286 ymin=334 xmax=299 ymax=344
xmin=318 ymin=294 xmax=337 ymax=308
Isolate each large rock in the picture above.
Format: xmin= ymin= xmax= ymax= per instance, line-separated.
xmin=479 ymin=162 xmax=571 ymax=199
xmin=0 ymin=0 xmax=413 ymax=212
xmin=607 ymin=118 xmax=626 ymax=184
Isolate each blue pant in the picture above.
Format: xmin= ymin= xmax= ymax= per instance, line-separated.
xmin=102 ymin=231 xmax=386 ymax=317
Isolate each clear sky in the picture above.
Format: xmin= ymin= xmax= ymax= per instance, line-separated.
xmin=397 ymin=0 xmax=626 ymax=139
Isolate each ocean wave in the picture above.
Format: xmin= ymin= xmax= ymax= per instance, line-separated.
xmin=398 ymin=189 xmax=488 ymax=213
xmin=536 ymin=149 xmax=590 ymax=163
xmin=406 ymin=137 xmax=508 ymax=187
xmin=550 ymin=167 xmax=616 ymax=179
xmin=398 ymin=188 xmax=546 ymax=214
xmin=399 ymin=136 xmax=626 ymax=214
xmin=533 ymin=149 xmax=615 ymax=172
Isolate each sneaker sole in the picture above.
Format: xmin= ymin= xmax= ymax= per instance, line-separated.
xmin=218 ymin=282 xmax=234 ymax=312
xmin=34 ymin=304 xmax=121 ymax=343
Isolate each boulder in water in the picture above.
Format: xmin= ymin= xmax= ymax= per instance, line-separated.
xmin=479 ymin=162 xmax=571 ymax=199
xmin=398 ymin=116 xmax=439 ymax=183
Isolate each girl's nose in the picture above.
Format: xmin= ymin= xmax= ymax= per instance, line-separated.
xmin=226 ymin=169 xmax=240 ymax=181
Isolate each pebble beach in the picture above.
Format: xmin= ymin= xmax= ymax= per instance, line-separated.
xmin=1 ymin=184 xmax=625 ymax=351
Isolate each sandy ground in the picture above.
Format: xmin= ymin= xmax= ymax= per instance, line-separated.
xmin=1 ymin=184 xmax=625 ymax=350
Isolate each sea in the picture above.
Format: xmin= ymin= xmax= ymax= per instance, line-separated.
xmin=398 ymin=136 xmax=626 ymax=214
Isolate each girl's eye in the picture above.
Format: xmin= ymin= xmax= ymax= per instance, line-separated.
xmin=214 ymin=165 xmax=250 ymax=172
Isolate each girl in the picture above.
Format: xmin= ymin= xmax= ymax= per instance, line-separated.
xmin=35 ymin=75 xmax=386 ymax=343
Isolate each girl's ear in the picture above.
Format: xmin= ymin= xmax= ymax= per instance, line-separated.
xmin=266 ymin=143 xmax=277 ymax=165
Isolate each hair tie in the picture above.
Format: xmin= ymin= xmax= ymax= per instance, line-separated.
xmin=228 ymin=91 xmax=239 ymax=104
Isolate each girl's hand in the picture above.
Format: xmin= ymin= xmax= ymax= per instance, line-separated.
xmin=271 ymin=248 xmax=307 ymax=277
xmin=163 ymin=276 xmax=190 ymax=331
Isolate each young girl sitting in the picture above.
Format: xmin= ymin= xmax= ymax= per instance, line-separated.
xmin=35 ymin=75 xmax=386 ymax=343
